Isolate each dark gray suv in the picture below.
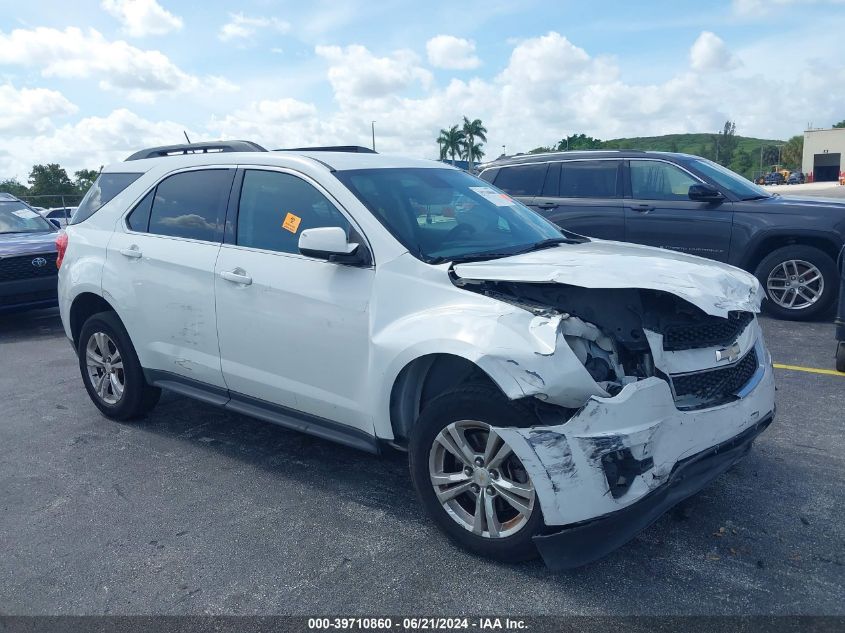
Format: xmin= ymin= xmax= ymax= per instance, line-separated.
xmin=480 ymin=151 xmax=845 ymax=320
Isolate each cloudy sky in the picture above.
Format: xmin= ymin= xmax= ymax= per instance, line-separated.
xmin=1 ymin=0 xmax=843 ymax=178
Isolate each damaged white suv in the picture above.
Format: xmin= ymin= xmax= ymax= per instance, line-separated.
xmin=58 ymin=141 xmax=775 ymax=569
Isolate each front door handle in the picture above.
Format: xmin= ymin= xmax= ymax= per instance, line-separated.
xmin=220 ymin=270 xmax=252 ymax=285
xmin=119 ymin=246 xmax=142 ymax=258
xmin=536 ymin=201 xmax=556 ymax=209
xmin=630 ymin=204 xmax=655 ymax=213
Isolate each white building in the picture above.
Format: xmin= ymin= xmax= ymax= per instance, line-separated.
xmin=802 ymin=127 xmax=845 ymax=182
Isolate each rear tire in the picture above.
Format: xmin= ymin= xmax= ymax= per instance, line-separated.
xmin=409 ymin=383 xmax=545 ymax=563
xmin=836 ymin=342 xmax=845 ymax=373
xmin=78 ymin=311 xmax=160 ymax=420
xmin=754 ymin=245 xmax=838 ymax=321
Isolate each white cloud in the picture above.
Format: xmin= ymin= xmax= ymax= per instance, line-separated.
xmin=315 ymin=45 xmax=433 ymax=102
xmin=690 ymin=31 xmax=737 ymax=71
xmin=0 ymin=108 xmax=192 ymax=178
xmin=101 ymin=0 xmax=183 ymax=37
xmin=426 ymin=35 xmax=481 ymax=70
xmin=0 ymin=27 xmax=235 ymax=99
xmin=0 ymin=84 xmax=77 ymax=135
xmin=219 ymin=13 xmax=290 ymax=42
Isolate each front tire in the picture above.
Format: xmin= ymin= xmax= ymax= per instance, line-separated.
xmin=409 ymin=384 xmax=545 ymax=563
xmin=754 ymin=245 xmax=838 ymax=321
xmin=78 ymin=311 xmax=160 ymax=420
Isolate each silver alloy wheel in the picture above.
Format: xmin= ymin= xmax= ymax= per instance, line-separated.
xmin=766 ymin=259 xmax=824 ymax=310
xmin=428 ymin=420 xmax=535 ymax=538
xmin=85 ymin=332 xmax=125 ymax=405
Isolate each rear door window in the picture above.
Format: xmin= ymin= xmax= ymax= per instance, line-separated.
xmin=492 ymin=164 xmax=547 ymax=196
xmin=70 ymin=173 xmax=142 ymax=225
xmin=559 ymin=161 xmax=621 ymax=198
xmin=147 ymin=169 xmax=234 ymax=242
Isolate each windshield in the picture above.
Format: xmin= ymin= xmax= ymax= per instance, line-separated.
xmin=335 ymin=168 xmax=572 ymax=263
xmin=690 ymin=158 xmax=771 ymax=200
xmin=0 ymin=202 xmax=55 ymax=234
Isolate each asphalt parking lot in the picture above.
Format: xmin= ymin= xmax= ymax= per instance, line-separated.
xmin=1 ymin=308 xmax=843 ymax=615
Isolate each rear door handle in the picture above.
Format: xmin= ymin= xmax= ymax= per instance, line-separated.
xmin=220 ymin=270 xmax=252 ymax=285
xmin=119 ymin=246 xmax=142 ymax=258
xmin=630 ymin=204 xmax=655 ymax=213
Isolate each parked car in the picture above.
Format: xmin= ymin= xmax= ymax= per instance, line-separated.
xmin=40 ymin=206 xmax=77 ymax=228
xmin=764 ymin=172 xmax=785 ymax=185
xmin=480 ymin=151 xmax=844 ymax=320
xmin=0 ymin=192 xmax=60 ymax=313
xmin=57 ymin=141 xmax=775 ymax=569
xmin=787 ymin=171 xmax=805 ymax=185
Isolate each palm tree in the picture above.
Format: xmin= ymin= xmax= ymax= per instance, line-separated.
xmin=461 ymin=139 xmax=485 ymax=167
xmin=461 ymin=116 xmax=487 ymax=172
xmin=438 ymin=125 xmax=464 ymax=165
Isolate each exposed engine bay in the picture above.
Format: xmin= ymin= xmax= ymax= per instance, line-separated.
xmin=452 ymin=276 xmax=757 ymax=409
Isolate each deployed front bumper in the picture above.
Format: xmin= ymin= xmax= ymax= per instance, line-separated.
xmin=495 ymin=340 xmax=776 ymax=570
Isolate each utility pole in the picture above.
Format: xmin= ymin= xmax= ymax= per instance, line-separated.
xmin=502 ymin=144 xmax=506 ymax=157
xmin=371 ymin=121 xmax=376 ymax=152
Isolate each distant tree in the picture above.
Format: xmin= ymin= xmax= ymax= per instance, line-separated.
xmin=528 ymin=146 xmax=554 ymax=154
xmin=0 ymin=178 xmax=29 ymax=198
xmin=669 ymin=140 xmax=679 ymax=153
xmin=833 ymin=120 xmax=845 ymax=128
xmin=74 ymin=169 xmax=100 ymax=195
xmin=461 ymin=117 xmax=487 ymax=172
xmin=556 ymin=133 xmax=603 ymax=151
xmin=28 ymin=164 xmax=77 ymax=207
xmin=760 ymin=145 xmax=780 ymax=169
xmin=712 ymin=120 xmax=738 ymax=166
xmin=438 ymin=126 xmax=465 ymax=165
xmin=781 ymin=135 xmax=803 ymax=170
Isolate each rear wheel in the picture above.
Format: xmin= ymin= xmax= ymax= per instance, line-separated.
xmin=409 ymin=384 xmax=544 ymax=562
xmin=754 ymin=245 xmax=838 ymax=321
xmin=836 ymin=342 xmax=845 ymax=373
xmin=78 ymin=311 xmax=160 ymax=420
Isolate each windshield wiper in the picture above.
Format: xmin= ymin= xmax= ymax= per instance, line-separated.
xmin=434 ymin=236 xmax=585 ymax=265
xmin=741 ymin=194 xmax=770 ymax=201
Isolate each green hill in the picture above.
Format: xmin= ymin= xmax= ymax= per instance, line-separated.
xmin=600 ymin=133 xmax=787 ymax=179
xmin=601 ymin=132 xmax=784 ymax=156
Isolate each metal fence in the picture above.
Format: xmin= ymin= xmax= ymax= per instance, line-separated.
xmin=18 ymin=193 xmax=85 ymax=210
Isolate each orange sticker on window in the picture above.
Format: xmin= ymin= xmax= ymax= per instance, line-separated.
xmin=282 ymin=212 xmax=302 ymax=233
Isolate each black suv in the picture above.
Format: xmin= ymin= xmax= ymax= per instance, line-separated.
xmin=479 ymin=151 xmax=845 ymax=320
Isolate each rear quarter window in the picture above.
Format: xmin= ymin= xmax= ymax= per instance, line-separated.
xmin=70 ymin=173 xmax=143 ymax=225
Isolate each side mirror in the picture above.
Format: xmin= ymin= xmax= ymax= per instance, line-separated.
xmin=298 ymin=226 xmax=369 ymax=265
xmin=49 ymin=218 xmax=62 ymax=228
xmin=688 ymin=183 xmax=724 ymax=202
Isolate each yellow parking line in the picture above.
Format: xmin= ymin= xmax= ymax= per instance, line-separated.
xmin=773 ymin=363 xmax=845 ymax=377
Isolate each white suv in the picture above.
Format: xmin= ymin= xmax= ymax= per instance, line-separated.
xmin=58 ymin=141 xmax=776 ymax=569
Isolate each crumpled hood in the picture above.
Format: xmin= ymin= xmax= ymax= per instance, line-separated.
xmin=0 ymin=231 xmax=58 ymax=258
xmin=452 ymin=240 xmax=762 ymax=318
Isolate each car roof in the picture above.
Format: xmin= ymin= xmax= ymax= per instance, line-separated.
xmin=103 ymin=150 xmax=449 ymax=175
xmin=478 ymin=149 xmax=701 ymax=170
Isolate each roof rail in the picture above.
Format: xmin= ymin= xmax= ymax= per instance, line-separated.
xmin=275 ymin=145 xmax=377 ymax=154
xmin=125 ymin=140 xmax=267 ymax=161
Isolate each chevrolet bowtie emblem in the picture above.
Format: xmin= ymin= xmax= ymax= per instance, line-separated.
xmin=715 ymin=343 xmax=741 ymax=363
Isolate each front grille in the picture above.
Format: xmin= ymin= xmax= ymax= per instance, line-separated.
xmin=663 ymin=311 xmax=754 ymax=351
xmin=671 ymin=349 xmax=759 ymax=410
xmin=0 ymin=289 xmax=57 ymax=307
xmin=0 ymin=253 xmax=58 ymax=281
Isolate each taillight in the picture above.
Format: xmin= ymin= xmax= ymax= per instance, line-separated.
xmin=56 ymin=232 xmax=68 ymax=269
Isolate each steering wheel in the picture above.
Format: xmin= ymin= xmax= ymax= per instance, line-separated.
xmin=445 ymin=223 xmax=476 ymax=240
